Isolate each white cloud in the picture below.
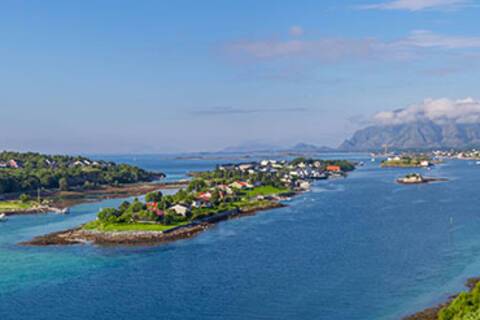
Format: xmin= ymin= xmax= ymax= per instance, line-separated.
xmin=289 ymin=26 xmax=304 ymax=36
xmin=360 ymin=0 xmax=469 ymax=11
xmin=400 ymin=30 xmax=480 ymax=48
xmin=373 ymin=97 xmax=480 ymax=125
xmin=224 ymin=30 xmax=480 ymax=63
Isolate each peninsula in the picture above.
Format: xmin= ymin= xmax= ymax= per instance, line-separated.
xmin=0 ymin=151 xmax=166 ymax=215
xmin=23 ymin=158 xmax=355 ymax=246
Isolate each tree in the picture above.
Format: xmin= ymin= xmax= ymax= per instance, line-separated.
xmin=19 ymin=193 xmax=30 ymax=203
xmin=59 ymin=177 xmax=69 ymax=191
xmin=83 ymin=180 xmax=95 ymax=190
xmin=145 ymin=191 xmax=163 ymax=203
xmin=98 ymin=208 xmax=121 ymax=223
xmin=128 ymin=198 xmax=145 ymax=212
xmin=210 ymin=190 xmax=221 ymax=205
xmin=187 ymin=179 xmax=207 ymax=192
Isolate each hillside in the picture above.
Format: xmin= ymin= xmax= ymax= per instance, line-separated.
xmin=0 ymin=152 xmax=163 ymax=194
xmin=340 ymin=120 xmax=480 ymax=151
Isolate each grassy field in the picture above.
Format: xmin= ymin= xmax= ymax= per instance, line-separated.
xmin=245 ymin=186 xmax=289 ymax=197
xmin=0 ymin=201 xmax=36 ymax=212
xmin=381 ymin=159 xmax=427 ymax=168
xmin=83 ymin=220 xmax=187 ymax=232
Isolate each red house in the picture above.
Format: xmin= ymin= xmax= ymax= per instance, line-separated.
xmin=7 ymin=160 xmax=21 ymax=168
xmin=197 ymin=192 xmax=212 ymax=202
xmin=147 ymin=202 xmax=165 ymax=217
xmin=326 ymin=165 xmax=341 ymax=172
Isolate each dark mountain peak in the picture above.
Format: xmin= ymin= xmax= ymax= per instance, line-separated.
xmin=340 ymin=120 xmax=480 ymax=151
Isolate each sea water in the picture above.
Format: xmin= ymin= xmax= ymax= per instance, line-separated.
xmin=1 ymin=155 xmax=480 ymax=320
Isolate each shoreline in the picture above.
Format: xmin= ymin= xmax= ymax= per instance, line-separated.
xmin=403 ymin=278 xmax=480 ymax=320
xmin=20 ymin=202 xmax=285 ymax=246
xmin=2 ymin=181 xmax=188 ymax=216
xmin=396 ymin=177 xmax=448 ymax=185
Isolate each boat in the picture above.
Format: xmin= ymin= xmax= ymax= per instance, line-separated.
xmin=59 ymin=208 xmax=70 ymax=214
xmin=50 ymin=207 xmax=70 ymax=214
xmin=0 ymin=213 xmax=7 ymax=222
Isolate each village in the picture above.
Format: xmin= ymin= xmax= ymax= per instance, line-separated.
xmin=83 ymin=158 xmax=356 ymax=233
xmin=0 ymin=157 xmax=111 ymax=170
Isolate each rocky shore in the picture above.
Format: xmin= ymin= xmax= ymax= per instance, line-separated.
xmin=21 ymin=202 xmax=285 ymax=247
xmin=3 ymin=205 xmax=68 ymax=216
xmin=403 ymin=278 xmax=480 ymax=320
xmin=397 ymin=174 xmax=448 ymax=185
xmin=3 ymin=181 xmax=187 ymax=216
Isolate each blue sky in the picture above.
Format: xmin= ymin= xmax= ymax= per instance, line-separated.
xmin=1 ymin=0 xmax=480 ymax=153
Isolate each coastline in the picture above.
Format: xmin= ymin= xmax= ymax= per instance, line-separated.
xmin=19 ymin=158 xmax=354 ymax=247
xmin=2 ymin=181 xmax=187 ymax=216
xmin=396 ymin=177 xmax=448 ymax=185
xmin=403 ymin=278 xmax=480 ymax=320
xmin=20 ymin=201 xmax=285 ymax=246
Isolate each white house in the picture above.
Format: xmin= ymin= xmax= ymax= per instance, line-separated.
xmin=169 ymin=204 xmax=190 ymax=217
xmin=420 ymin=160 xmax=430 ymax=167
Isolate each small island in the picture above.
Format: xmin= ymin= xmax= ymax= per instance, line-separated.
xmin=397 ymin=173 xmax=448 ymax=185
xmin=23 ymin=158 xmax=355 ymax=246
xmin=381 ymin=155 xmax=433 ymax=168
xmin=0 ymin=151 xmax=167 ymax=216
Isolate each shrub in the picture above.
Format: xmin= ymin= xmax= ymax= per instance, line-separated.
xmin=19 ymin=193 xmax=30 ymax=203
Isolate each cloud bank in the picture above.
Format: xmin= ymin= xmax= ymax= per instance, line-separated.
xmin=191 ymin=106 xmax=309 ymax=116
xmin=360 ymin=0 xmax=469 ymax=11
xmin=224 ymin=30 xmax=480 ymax=63
xmin=373 ymin=97 xmax=480 ymax=125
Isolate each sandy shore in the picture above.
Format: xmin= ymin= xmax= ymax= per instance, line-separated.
xmin=21 ymin=202 xmax=285 ymax=247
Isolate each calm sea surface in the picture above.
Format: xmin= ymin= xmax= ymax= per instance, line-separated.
xmin=2 ymin=154 xmax=480 ymax=320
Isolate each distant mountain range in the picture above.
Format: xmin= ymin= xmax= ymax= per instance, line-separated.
xmin=220 ymin=143 xmax=335 ymax=154
xmin=340 ymin=120 xmax=480 ymax=151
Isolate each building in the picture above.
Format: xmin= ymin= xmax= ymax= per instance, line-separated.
xmin=169 ymin=204 xmax=190 ymax=217
xmin=7 ymin=160 xmax=22 ymax=168
xmin=326 ymin=165 xmax=341 ymax=172
xmin=197 ymin=192 xmax=212 ymax=202
xmin=229 ymin=181 xmax=253 ymax=190
xmin=217 ymin=184 xmax=233 ymax=195
xmin=297 ymin=180 xmax=311 ymax=190
xmin=420 ymin=160 xmax=430 ymax=167
xmin=146 ymin=202 xmax=165 ymax=217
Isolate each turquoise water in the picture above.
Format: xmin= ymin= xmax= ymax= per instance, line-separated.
xmin=2 ymin=156 xmax=480 ymax=319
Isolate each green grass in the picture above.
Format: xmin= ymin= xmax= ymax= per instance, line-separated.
xmin=245 ymin=186 xmax=288 ymax=197
xmin=0 ymin=201 xmax=36 ymax=211
xmin=439 ymin=282 xmax=480 ymax=320
xmin=83 ymin=220 xmax=187 ymax=232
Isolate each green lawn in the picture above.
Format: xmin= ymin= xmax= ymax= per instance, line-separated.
xmin=83 ymin=220 xmax=187 ymax=232
xmin=0 ymin=201 xmax=36 ymax=211
xmin=381 ymin=159 xmax=426 ymax=167
xmin=245 ymin=186 xmax=289 ymax=197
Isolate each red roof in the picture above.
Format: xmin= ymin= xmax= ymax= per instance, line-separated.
xmin=197 ymin=192 xmax=212 ymax=202
xmin=326 ymin=165 xmax=341 ymax=172
xmin=147 ymin=202 xmax=159 ymax=209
